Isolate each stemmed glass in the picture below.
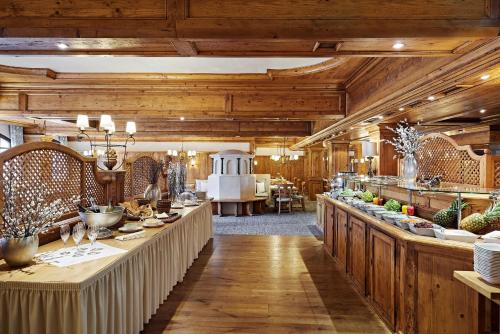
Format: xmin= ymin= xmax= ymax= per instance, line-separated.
xmin=87 ymin=225 xmax=99 ymax=249
xmin=60 ymin=224 xmax=70 ymax=248
xmin=72 ymin=222 xmax=85 ymax=249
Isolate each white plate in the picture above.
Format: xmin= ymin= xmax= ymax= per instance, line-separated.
xmin=434 ymin=229 xmax=478 ymax=243
xmin=119 ymin=225 xmax=143 ymax=233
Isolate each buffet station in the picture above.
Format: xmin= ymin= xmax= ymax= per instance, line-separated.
xmin=318 ymin=125 xmax=500 ymax=333
xmin=0 ymin=142 xmax=213 ymax=334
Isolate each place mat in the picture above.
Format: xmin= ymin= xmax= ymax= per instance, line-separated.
xmin=36 ymin=242 xmax=127 ymax=268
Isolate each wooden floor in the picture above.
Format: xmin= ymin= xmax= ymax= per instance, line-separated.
xmin=142 ymin=235 xmax=389 ymax=334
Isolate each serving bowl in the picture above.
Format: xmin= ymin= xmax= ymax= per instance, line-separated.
xmin=79 ymin=206 xmax=124 ymax=239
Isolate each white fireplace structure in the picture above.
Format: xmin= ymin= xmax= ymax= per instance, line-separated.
xmin=208 ymin=150 xmax=256 ymax=200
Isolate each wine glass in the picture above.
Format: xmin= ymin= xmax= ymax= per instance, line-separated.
xmin=87 ymin=225 xmax=99 ymax=249
xmin=72 ymin=222 xmax=85 ymax=249
xmin=60 ymin=224 xmax=70 ymax=248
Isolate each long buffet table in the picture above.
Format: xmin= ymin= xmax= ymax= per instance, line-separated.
xmin=317 ymin=194 xmax=492 ymax=334
xmin=0 ymin=201 xmax=213 ymax=334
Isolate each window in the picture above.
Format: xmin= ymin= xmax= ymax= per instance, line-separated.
xmin=0 ymin=134 xmax=11 ymax=153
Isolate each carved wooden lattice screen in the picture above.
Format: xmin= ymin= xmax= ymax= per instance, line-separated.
xmin=0 ymin=142 xmax=105 ymax=216
xmin=124 ymin=155 xmax=166 ymax=199
xmin=415 ymin=133 xmax=484 ymax=186
xmin=494 ymin=157 xmax=500 ymax=188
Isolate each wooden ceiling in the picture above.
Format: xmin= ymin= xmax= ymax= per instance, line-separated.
xmin=0 ymin=0 xmax=499 ymax=147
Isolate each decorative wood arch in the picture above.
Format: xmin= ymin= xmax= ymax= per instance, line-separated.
xmin=415 ymin=133 xmax=491 ymax=187
xmin=0 ymin=142 xmax=107 ymax=217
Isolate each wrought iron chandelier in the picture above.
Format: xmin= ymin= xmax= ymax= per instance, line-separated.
xmin=76 ymin=114 xmax=136 ymax=170
xmin=270 ymin=137 xmax=299 ymax=163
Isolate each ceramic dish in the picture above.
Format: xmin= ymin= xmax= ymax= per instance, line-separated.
xmin=142 ymin=218 xmax=165 ymax=228
xmin=409 ymin=223 xmax=439 ymax=237
xmin=118 ymin=224 xmax=143 ymax=233
xmin=433 ymin=228 xmax=478 ymax=243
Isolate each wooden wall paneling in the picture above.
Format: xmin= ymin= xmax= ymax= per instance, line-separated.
xmin=253 ymin=156 xmax=305 ymax=181
xmin=326 ymin=141 xmax=350 ymax=177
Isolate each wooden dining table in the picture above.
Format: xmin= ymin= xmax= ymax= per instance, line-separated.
xmin=0 ymin=202 xmax=213 ymax=334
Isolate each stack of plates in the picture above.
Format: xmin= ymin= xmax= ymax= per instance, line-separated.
xmin=474 ymin=243 xmax=500 ymax=284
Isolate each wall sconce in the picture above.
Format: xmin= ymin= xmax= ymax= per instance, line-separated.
xmin=190 ymin=158 xmax=196 ymax=167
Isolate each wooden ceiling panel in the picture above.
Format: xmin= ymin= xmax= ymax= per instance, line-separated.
xmin=0 ymin=38 xmax=177 ymax=54
xmin=194 ymin=40 xmax=316 ymax=55
xmin=186 ymin=0 xmax=487 ymax=19
xmin=0 ymin=0 xmax=166 ymax=19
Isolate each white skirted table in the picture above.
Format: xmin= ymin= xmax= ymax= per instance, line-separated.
xmin=0 ymin=202 xmax=213 ymax=334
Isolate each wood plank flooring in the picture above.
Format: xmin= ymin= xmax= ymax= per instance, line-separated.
xmin=142 ymin=235 xmax=389 ymax=334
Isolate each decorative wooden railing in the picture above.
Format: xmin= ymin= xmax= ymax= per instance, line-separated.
xmin=0 ymin=142 xmax=111 ymax=216
xmin=492 ymin=156 xmax=500 ymax=188
xmin=415 ymin=133 xmax=495 ymax=188
xmin=124 ymin=153 xmax=166 ymax=199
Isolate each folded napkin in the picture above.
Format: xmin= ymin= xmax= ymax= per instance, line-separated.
xmin=115 ymin=230 xmax=145 ymax=241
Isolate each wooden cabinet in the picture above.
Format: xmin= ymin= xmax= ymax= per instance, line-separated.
xmin=348 ymin=216 xmax=366 ymax=295
xmin=369 ymin=228 xmax=396 ymax=330
xmin=415 ymin=251 xmax=476 ymax=334
xmin=335 ymin=208 xmax=348 ymax=272
xmin=324 ymin=202 xmax=334 ymax=255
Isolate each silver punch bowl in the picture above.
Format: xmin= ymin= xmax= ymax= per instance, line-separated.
xmin=78 ymin=206 xmax=124 ymax=239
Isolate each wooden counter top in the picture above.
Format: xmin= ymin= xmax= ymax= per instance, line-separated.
xmin=318 ymin=194 xmax=473 ymax=253
xmin=0 ymin=202 xmax=210 ymax=287
xmin=454 ymin=271 xmax=500 ymax=303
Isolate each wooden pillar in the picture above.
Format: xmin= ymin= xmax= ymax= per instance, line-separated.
xmin=305 ymin=145 xmax=327 ymax=200
xmin=325 ymin=140 xmax=350 ymax=178
xmin=98 ymin=170 xmax=126 ymax=205
xmin=370 ymin=124 xmax=398 ymax=176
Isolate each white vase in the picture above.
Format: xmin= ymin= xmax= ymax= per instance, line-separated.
xmin=402 ymin=154 xmax=418 ymax=185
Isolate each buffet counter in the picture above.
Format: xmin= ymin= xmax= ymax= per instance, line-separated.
xmin=0 ymin=202 xmax=213 ymax=334
xmin=317 ymin=194 xmax=490 ymax=334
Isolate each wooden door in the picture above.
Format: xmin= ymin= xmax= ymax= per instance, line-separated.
xmin=369 ymin=228 xmax=395 ymax=330
xmin=335 ymin=208 xmax=348 ymax=272
xmin=349 ymin=216 xmax=366 ymax=295
xmin=324 ymin=202 xmax=334 ymax=255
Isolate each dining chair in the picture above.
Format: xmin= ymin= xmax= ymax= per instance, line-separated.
xmin=292 ymin=187 xmax=306 ymax=211
xmin=274 ymin=184 xmax=293 ymax=215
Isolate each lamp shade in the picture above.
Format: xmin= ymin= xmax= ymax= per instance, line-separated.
xmin=76 ymin=114 xmax=89 ymax=130
xmin=108 ymin=121 xmax=116 ymax=134
xmin=126 ymin=121 xmax=136 ymax=134
xmin=362 ymin=142 xmax=378 ymax=157
xmin=100 ymin=115 xmax=113 ymax=130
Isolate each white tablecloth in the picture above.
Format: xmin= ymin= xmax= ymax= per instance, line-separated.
xmin=0 ymin=202 xmax=213 ymax=334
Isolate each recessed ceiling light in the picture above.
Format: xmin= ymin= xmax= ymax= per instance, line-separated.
xmin=480 ymin=74 xmax=490 ymax=80
xmin=56 ymin=42 xmax=69 ymax=50
xmin=377 ymin=115 xmax=384 ymax=119
xmin=398 ymin=107 xmax=405 ymax=111
xmin=480 ymin=109 xmax=486 ymax=114
xmin=392 ymin=42 xmax=405 ymax=50
xmin=427 ymin=96 xmax=435 ymax=101
xmin=180 ymin=116 xmax=185 ymax=121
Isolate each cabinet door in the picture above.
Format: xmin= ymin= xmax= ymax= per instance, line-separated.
xmin=324 ymin=203 xmax=334 ymax=255
xmin=370 ymin=228 xmax=395 ymax=329
xmin=349 ymin=216 xmax=366 ymax=295
xmin=335 ymin=209 xmax=348 ymax=272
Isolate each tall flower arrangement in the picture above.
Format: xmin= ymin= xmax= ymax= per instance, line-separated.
xmin=384 ymin=120 xmax=425 ymax=157
xmin=384 ymin=120 xmax=426 ymax=184
xmin=0 ymin=178 xmax=76 ymax=239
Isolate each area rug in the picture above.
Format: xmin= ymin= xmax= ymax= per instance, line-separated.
xmin=213 ymin=211 xmax=322 ymax=237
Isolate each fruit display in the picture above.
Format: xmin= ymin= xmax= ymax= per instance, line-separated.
xmin=401 ymin=205 xmax=408 ymax=214
xmin=373 ymin=197 xmax=379 ymax=204
xmin=433 ymin=200 xmax=469 ymax=228
xmin=384 ymin=199 xmax=401 ymax=212
xmin=407 ymin=206 xmax=415 ymax=216
xmin=360 ymin=191 xmax=374 ymax=203
xmin=459 ymin=202 xmax=500 ymax=233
